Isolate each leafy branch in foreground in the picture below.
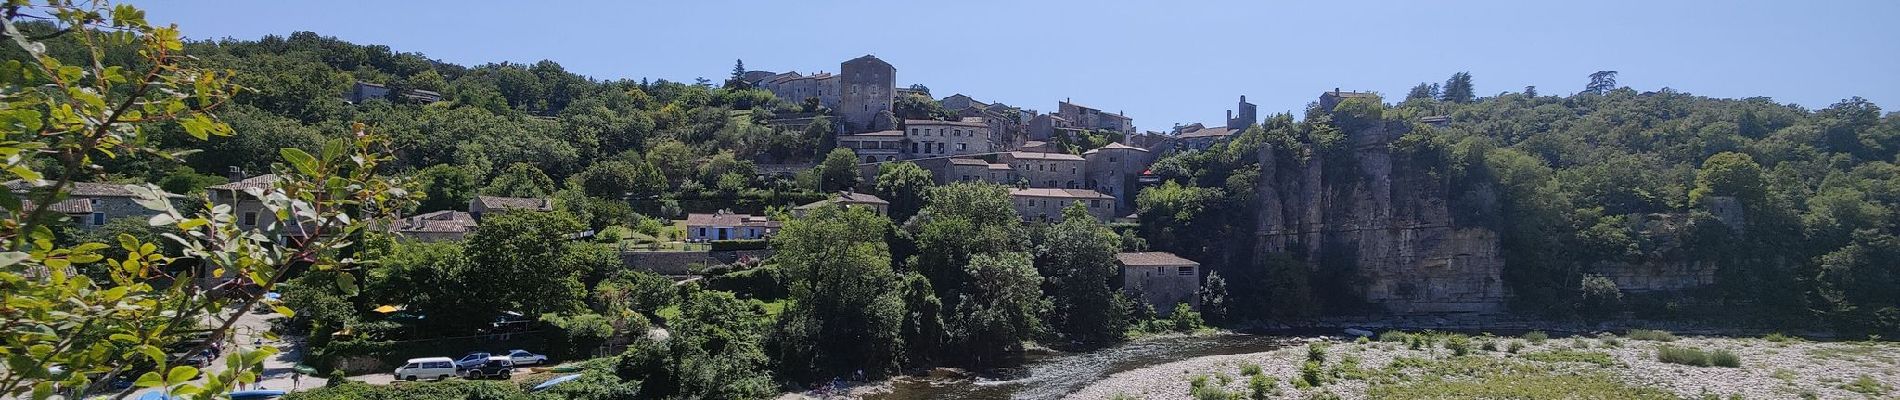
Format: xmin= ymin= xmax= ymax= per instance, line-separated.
xmin=0 ymin=1 xmax=415 ymax=399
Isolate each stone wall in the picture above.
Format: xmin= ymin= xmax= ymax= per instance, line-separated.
xmin=621 ymin=249 xmax=774 ymax=275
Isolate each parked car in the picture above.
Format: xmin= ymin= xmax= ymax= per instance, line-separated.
xmin=503 ymin=349 xmax=548 ymax=365
xmin=393 ymin=357 xmax=456 ymax=381
xmin=453 ymin=352 xmax=493 ymax=369
xmin=167 ymin=349 xmax=215 ymax=369
xmin=459 ymin=356 xmax=514 ymax=380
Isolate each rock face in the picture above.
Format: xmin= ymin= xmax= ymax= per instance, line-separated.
xmin=1253 ymin=109 xmax=1507 ymax=314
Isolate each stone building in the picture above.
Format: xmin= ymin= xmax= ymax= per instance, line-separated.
xmin=918 ymin=158 xmax=1015 ymax=185
xmin=1057 ymin=99 xmax=1135 ymax=134
xmin=346 ymin=81 xmax=440 ymax=104
xmin=1226 ymin=95 xmax=1258 ymax=130
xmin=839 ymin=55 xmax=896 ymax=133
xmin=1318 ymin=88 xmax=1380 ymax=112
xmin=1010 ymin=188 xmax=1114 ymax=222
xmin=1000 ymin=151 xmax=1086 ymax=189
xmin=905 ymin=118 xmax=994 ymax=158
xmin=838 ymin=130 xmax=905 ymax=162
xmin=755 ymin=71 xmax=839 ymax=110
xmin=1116 ymin=252 xmax=1201 ymax=315
xmin=685 ymin=210 xmax=779 ymax=241
xmin=389 ymin=210 xmax=479 ymax=242
xmin=794 ymin=190 xmax=889 ymax=217
xmin=8 ymin=181 xmax=168 ymax=228
xmin=1084 ymin=142 xmax=1153 ymax=213
xmin=1176 ymin=124 xmax=1237 ymax=151
xmin=209 ymin=174 xmax=297 ymax=240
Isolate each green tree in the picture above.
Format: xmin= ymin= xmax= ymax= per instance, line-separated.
xmin=618 ymin=289 xmax=774 ymax=399
xmin=1441 ymin=71 xmax=1475 ymax=103
xmin=1037 ymin=202 xmax=1126 ymax=345
xmin=769 ymin=205 xmax=905 ymax=379
xmin=576 ymin=159 xmax=664 ymax=200
xmin=416 ymin=164 xmax=480 ymax=212
xmin=819 ymin=147 xmax=862 ymax=192
xmin=463 ymin=211 xmax=589 ymax=319
xmin=482 ymin=162 xmax=557 ymax=198
xmin=875 ymin=162 xmax=934 ymax=222
xmin=948 ymin=252 xmax=1048 ymax=366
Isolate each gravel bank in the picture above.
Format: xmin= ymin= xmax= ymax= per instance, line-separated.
xmin=1067 ymin=333 xmax=1900 ymax=399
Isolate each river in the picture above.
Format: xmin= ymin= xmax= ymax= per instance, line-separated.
xmin=864 ymin=334 xmax=1290 ymax=400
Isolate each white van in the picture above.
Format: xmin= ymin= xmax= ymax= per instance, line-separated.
xmin=393 ymin=357 xmax=456 ymax=381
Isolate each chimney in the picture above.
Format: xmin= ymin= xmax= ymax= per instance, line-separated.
xmin=227 ymin=166 xmax=244 ymax=182
xmin=1227 ymin=110 xmax=1233 ymax=121
xmin=1240 ymin=95 xmax=1247 ymax=103
xmin=1334 ymin=87 xmax=1340 ymax=94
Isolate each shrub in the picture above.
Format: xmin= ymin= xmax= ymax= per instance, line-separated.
xmin=1306 ymin=342 xmax=1328 ymax=363
xmin=1170 ymin=303 xmax=1206 ymax=332
xmin=1507 ymin=340 xmax=1526 ymax=353
xmin=1479 ymin=340 xmax=1498 ymax=352
xmin=1522 ymin=349 xmax=1616 ymax=367
xmin=1763 ymin=332 xmax=1795 ymax=343
xmin=1444 ymin=335 xmax=1471 ymax=356
xmin=1355 ymin=336 xmax=1369 ymax=345
xmin=1578 ymin=274 xmax=1624 ymax=318
xmin=1522 ymin=331 xmax=1549 ymax=343
xmin=1378 ymin=330 xmax=1411 ymax=343
xmin=708 ymin=239 xmax=769 ymax=251
xmin=1845 ymin=374 xmax=1889 ymax=395
xmin=1658 ymin=345 xmax=1737 ymax=367
xmin=1599 ymin=334 xmax=1623 ymax=348
xmin=1239 ymin=362 xmax=1262 ymax=376
xmin=1247 ymin=374 xmax=1276 ymax=400
xmin=1709 ymin=349 xmax=1741 ymax=368
xmin=1627 ymin=329 xmax=1678 ymax=342
xmin=1299 ymin=360 xmax=1326 ymax=388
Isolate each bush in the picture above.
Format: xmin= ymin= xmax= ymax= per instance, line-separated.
xmin=1657 ymin=345 xmax=1737 ymax=367
xmin=1247 ymin=374 xmax=1276 ymax=399
xmin=1627 ymin=329 xmax=1678 ymax=342
xmin=1522 ymin=331 xmax=1549 ymax=343
xmin=1845 ymin=374 xmax=1889 ymax=395
xmin=1444 ymin=335 xmax=1472 ymax=356
xmin=1578 ymin=274 xmax=1623 ymax=318
xmin=1239 ymin=362 xmax=1262 ymax=376
xmin=1299 ymin=360 xmax=1326 ymax=388
xmin=1378 ymin=330 xmax=1411 ymax=343
xmin=1170 ymin=303 xmax=1206 ymax=332
xmin=1709 ymin=349 xmax=1741 ymax=368
xmin=1507 ymin=340 xmax=1526 ymax=353
xmin=1763 ymin=332 xmax=1795 ymax=343
xmin=1479 ymin=340 xmax=1498 ymax=352
xmin=708 ymin=239 xmax=769 ymax=251
xmin=1306 ymin=342 xmax=1328 ymax=363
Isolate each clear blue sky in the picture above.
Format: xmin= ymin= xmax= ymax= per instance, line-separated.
xmin=143 ymin=0 xmax=1898 ymax=130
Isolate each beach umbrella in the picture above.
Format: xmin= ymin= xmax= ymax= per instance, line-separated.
xmin=293 ymin=364 xmax=319 ymax=375
xmin=136 ymin=392 xmax=172 ymax=400
xmin=263 ymin=292 xmax=281 ymax=300
xmin=371 ymin=305 xmax=400 ymax=313
xmin=531 ymin=374 xmax=583 ymax=392
xmin=228 ymin=389 xmax=286 ymax=399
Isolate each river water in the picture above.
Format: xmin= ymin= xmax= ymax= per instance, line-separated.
xmin=864 ymin=334 xmax=1290 ymax=400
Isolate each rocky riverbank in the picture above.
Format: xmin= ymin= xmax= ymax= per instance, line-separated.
xmin=1068 ymin=331 xmax=1900 ymax=399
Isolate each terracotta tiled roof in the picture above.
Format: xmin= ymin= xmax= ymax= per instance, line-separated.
xmin=1010 ymin=188 xmax=1112 ymax=200
xmin=1006 ymin=151 xmax=1084 ymax=161
xmin=392 ymin=210 xmax=478 ymax=233
xmin=1083 ymin=142 xmax=1148 ymax=155
xmin=209 ymin=174 xmax=281 ymax=191
xmin=986 ymin=163 xmax=1012 ymax=171
xmin=685 ymin=211 xmax=779 ymax=228
xmin=22 ymin=198 xmax=92 ymax=214
xmin=949 ymin=158 xmax=989 ymax=166
xmin=1178 ymin=127 xmax=1235 ymax=139
xmin=6 ymin=181 xmax=142 ymax=197
xmin=906 ymin=119 xmax=987 ymax=128
xmin=1115 ymin=252 xmax=1199 ymax=267
xmin=474 ymin=196 xmax=553 ymax=211
xmin=842 ymin=130 xmax=904 ymax=137
xmin=795 ymin=191 xmax=889 ymax=210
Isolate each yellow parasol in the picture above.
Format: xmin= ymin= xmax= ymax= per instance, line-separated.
xmin=372 ymin=305 xmax=401 ymax=313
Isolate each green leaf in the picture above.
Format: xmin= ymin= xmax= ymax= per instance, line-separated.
xmin=166 ymin=365 xmax=198 ymax=384
xmin=281 ymin=148 xmax=318 ymax=176
xmin=273 ymin=305 xmax=295 ymax=318
xmin=0 ymin=252 xmax=27 ymax=268
xmin=334 ymin=272 xmax=358 ymax=296
xmin=133 ymin=371 xmax=162 ymax=388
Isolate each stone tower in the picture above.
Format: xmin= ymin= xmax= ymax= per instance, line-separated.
xmin=839 ymin=55 xmax=895 ymax=134
xmin=1226 ymin=95 xmax=1257 ymax=131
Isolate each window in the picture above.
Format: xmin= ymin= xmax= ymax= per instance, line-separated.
xmin=957 ymin=143 xmax=967 ymax=151
xmin=1109 ymin=156 xmax=1118 ymax=162
xmin=936 ymin=143 xmax=945 ymax=153
xmin=698 ymin=227 xmax=707 ymax=237
xmin=1178 ymin=266 xmax=1195 ymax=276
xmin=91 ymin=212 xmax=105 ymax=226
xmin=866 ymin=156 xmax=877 ymax=163
xmin=1090 ymin=200 xmax=1100 ymax=208
xmin=242 ymin=212 xmax=258 ymax=226
xmin=910 ymin=128 xmax=919 ymax=135
xmin=885 ymin=156 xmax=895 ymax=161
xmin=1156 ymin=266 xmax=1165 ymax=275
xmin=911 ymin=142 xmax=919 ymax=153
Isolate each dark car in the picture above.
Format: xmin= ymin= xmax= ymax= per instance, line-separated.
xmin=459 ymin=356 xmax=514 ymax=380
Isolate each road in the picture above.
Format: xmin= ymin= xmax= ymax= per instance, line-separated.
xmin=115 ymin=307 xmax=326 ymax=398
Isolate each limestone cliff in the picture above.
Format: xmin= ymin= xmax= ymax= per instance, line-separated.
xmin=1253 ymin=115 xmax=1507 ymax=314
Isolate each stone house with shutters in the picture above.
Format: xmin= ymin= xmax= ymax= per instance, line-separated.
xmin=685 ymin=210 xmax=780 ymax=241
xmin=999 ymin=151 xmax=1086 ymax=189
xmin=388 ymin=210 xmax=479 ymax=242
xmin=8 ymin=181 xmax=169 ymax=228
xmin=1083 ymin=142 xmax=1153 ymax=214
xmin=904 ymin=118 xmax=993 ymax=158
xmin=1009 ymin=188 xmax=1114 ymax=222
xmin=793 ymin=191 xmax=889 ymax=217
xmin=1116 ymin=252 xmax=1201 ymax=316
